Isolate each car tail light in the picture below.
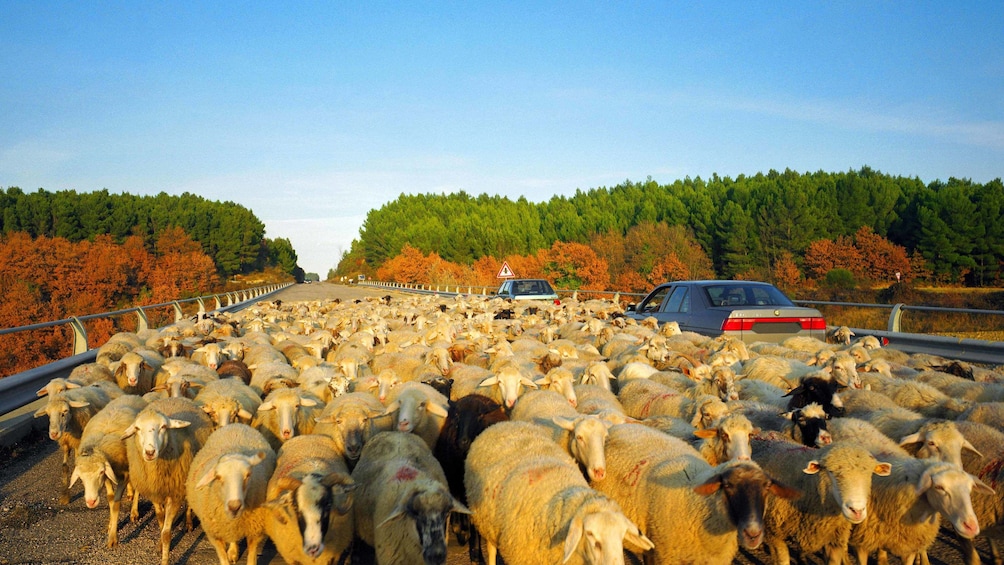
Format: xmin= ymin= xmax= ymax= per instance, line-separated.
xmin=722 ymin=317 xmax=828 ymax=331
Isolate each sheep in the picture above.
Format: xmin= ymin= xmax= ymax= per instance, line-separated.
xmin=432 ymin=395 xmax=508 ymax=563
xmin=186 ymin=423 xmax=277 ymax=565
xmin=778 ymin=403 xmax=833 ymax=448
xmin=194 ymin=377 xmax=262 ymax=428
xmin=616 ymin=378 xmax=688 ymax=420
xmin=113 ymin=349 xmax=163 ymax=395
xmin=864 ymin=375 xmax=971 ymax=418
xmin=34 ymin=385 xmax=113 ymax=504
xmin=352 ymin=431 xmax=468 ymax=565
xmin=510 ymin=389 xmax=612 ymax=481
xmin=573 ymin=383 xmax=625 ymax=417
xmin=96 ymin=337 xmax=135 ymax=367
xmin=312 ymin=391 xmax=391 ymax=465
xmin=465 ymin=421 xmax=652 ymax=565
xmin=252 ymin=387 xmax=323 ymax=450
xmin=850 ymin=455 xmax=992 ymax=565
xmin=577 ymin=361 xmax=617 ymax=392
xmin=264 ymin=434 xmax=357 ymax=564
xmin=452 ymin=364 xmax=538 ymax=411
xmin=827 ymin=325 xmax=855 ymax=345
xmin=534 ymin=366 xmax=579 ymax=407
xmin=694 ymin=412 xmax=757 ymax=465
xmin=382 ymin=381 xmax=451 ymax=449
xmin=216 ymin=359 xmax=253 ymax=385
xmin=593 ymin=423 xmax=798 ymax=564
xmin=959 ymin=401 xmax=1004 ymax=429
xmin=750 ymin=434 xmax=892 ymax=565
xmin=69 ymin=394 xmax=147 ymax=547
xmin=952 ymin=420 xmax=1004 ymax=565
xmin=248 ymin=359 xmax=299 ymax=396
xmin=36 ymin=363 xmax=116 ymax=397
xmin=783 ymin=374 xmax=845 ymax=417
xmin=191 ymin=342 xmax=229 ymax=371
xmin=121 ymin=397 xmax=214 ymax=565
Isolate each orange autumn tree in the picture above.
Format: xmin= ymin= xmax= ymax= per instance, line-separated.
xmin=145 ymin=226 xmax=220 ymax=302
xmin=541 ymin=241 xmax=609 ymax=290
xmin=804 ymin=227 xmax=911 ymax=285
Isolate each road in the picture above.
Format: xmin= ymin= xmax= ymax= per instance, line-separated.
xmin=0 ymin=282 xmax=992 ymax=564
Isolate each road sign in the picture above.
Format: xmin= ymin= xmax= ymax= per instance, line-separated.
xmin=497 ymin=261 xmax=515 ymax=278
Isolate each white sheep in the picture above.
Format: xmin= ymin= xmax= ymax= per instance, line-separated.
xmin=193 ymin=377 xmax=262 ymax=428
xmin=186 ymin=423 xmax=277 ymax=565
xmin=616 ymin=378 xmax=688 ymax=420
xmin=452 ymin=364 xmax=538 ymax=411
xmin=750 ymin=434 xmax=892 ymax=565
xmin=264 ymin=434 xmax=357 ymax=564
xmin=352 ymin=431 xmax=468 ymax=564
xmin=694 ymin=412 xmax=757 ymax=465
xmin=465 ymin=421 xmax=651 ymax=565
xmin=312 ymin=391 xmax=391 ymax=464
xmin=69 ymin=394 xmax=147 ymax=547
xmin=121 ymin=396 xmax=214 ymax=565
xmin=594 ymin=423 xmax=798 ymax=564
xmin=34 ymin=384 xmax=113 ymax=504
xmin=573 ymin=383 xmax=625 ymax=417
xmin=535 ymin=366 xmax=579 ymax=407
xmin=510 ymin=389 xmax=613 ymax=481
xmin=252 ymin=387 xmax=323 ymax=450
xmin=382 ymin=381 xmax=450 ymax=449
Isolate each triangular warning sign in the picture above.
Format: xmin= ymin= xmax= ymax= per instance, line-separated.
xmin=497 ymin=261 xmax=515 ymax=278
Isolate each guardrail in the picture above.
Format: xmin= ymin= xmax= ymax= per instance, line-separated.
xmin=0 ymin=283 xmax=293 ymax=442
xmin=363 ymin=281 xmax=1004 ymax=366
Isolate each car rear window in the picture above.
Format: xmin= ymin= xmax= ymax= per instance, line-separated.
xmin=704 ymin=285 xmax=794 ymax=307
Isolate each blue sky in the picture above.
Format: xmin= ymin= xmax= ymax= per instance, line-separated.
xmin=2 ymin=2 xmax=1001 ymax=275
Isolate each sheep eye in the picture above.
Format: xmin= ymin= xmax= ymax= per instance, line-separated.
xmin=927 ymin=441 xmax=937 ymax=447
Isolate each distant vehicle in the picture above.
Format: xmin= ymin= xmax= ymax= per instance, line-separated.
xmin=358 ymin=274 xmax=366 ymax=281
xmin=626 ymin=280 xmax=826 ymax=344
xmin=495 ymin=278 xmax=560 ymax=303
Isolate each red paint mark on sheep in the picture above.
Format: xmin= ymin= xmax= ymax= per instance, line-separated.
xmin=640 ymin=392 xmax=677 ymax=419
xmin=623 ymin=458 xmax=649 ymax=487
xmin=394 ymin=465 xmax=420 ymax=482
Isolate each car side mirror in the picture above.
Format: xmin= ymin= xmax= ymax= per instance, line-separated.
xmin=626 ymin=303 xmax=637 ymax=312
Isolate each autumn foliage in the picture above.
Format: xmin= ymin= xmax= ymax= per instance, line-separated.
xmin=803 ymin=226 xmax=912 ymax=285
xmin=0 ymin=229 xmax=219 ymax=377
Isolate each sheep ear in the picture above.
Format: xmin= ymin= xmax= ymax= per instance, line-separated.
xmin=552 ymin=416 xmax=577 ymax=431
xmin=972 ymin=476 xmax=996 ymax=496
xmin=451 ymin=498 xmax=471 ymax=515
xmin=237 ymin=409 xmax=254 ymax=422
xmin=782 ymin=385 xmax=803 ymax=398
xmin=68 ymin=400 xmax=90 ymax=408
xmin=693 ymin=428 xmax=718 ymax=440
xmin=33 ymin=406 xmax=47 ymax=418
xmin=196 ymin=466 xmax=217 ymax=488
xmin=962 ymin=440 xmax=984 ymax=459
xmin=624 ymin=520 xmax=655 ymax=551
xmin=121 ymin=424 xmax=138 ymax=439
xmin=300 ymin=397 xmax=318 ymax=408
xmin=803 ymin=461 xmax=822 ymax=475
xmin=693 ymin=473 xmax=722 ymax=496
xmin=768 ymin=478 xmax=801 ymax=500
xmin=248 ymin=451 xmax=267 ymax=466
xmin=478 ymin=376 xmax=499 ymax=387
xmin=69 ymin=467 xmax=81 ymax=488
xmin=899 ymin=432 xmax=922 ymax=448
xmin=104 ymin=461 xmax=118 ymax=484
xmin=873 ymin=462 xmax=892 ymax=477
xmin=427 ymin=402 xmax=449 ymax=418
xmin=36 ymin=386 xmax=49 ymax=397
xmin=520 ymin=376 xmax=538 ymax=389
xmin=274 ymin=476 xmax=303 ymax=493
xmin=382 ymin=401 xmax=400 ymax=415
xmin=562 ymin=513 xmax=585 ymax=563
xmin=167 ymin=418 xmax=191 ymax=429
xmin=258 ymin=401 xmax=275 ymax=412
xmin=377 ymin=506 xmax=407 ymax=528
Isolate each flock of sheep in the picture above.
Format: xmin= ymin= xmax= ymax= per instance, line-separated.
xmin=28 ymin=289 xmax=1004 ymax=565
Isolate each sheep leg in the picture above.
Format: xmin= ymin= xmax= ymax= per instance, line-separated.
xmin=159 ymin=498 xmax=180 ymax=565
xmin=468 ymin=523 xmax=484 ymax=565
xmin=246 ymin=535 xmax=266 ymax=565
xmin=106 ymin=479 xmax=126 ymax=548
xmin=205 ymin=535 xmax=232 ymax=565
xmin=877 ymin=548 xmax=890 ymax=565
xmin=227 ymin=541 xmax=239 ymax=563
xmin=919 ymin=550 xmax=931 ymax=565
xmin=59 ymin=445 xmax=72 ymax=505
xmin=854 ymin=546 xmax=868 ymax=565
xmin=486 ymin=539 xmax=498 ymax=565
xmin=765 ymin=538 xmax=791 ymax=565
xmin=960 ymin=536 xmax=981 ymax=565
xmin=128 ymin=482 xmax=140 ymax=523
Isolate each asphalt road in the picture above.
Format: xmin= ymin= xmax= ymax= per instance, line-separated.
xmin=0 ymin=282 xmax=992 ymax=564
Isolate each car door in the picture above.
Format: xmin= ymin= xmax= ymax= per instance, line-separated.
xmin=497 ymin=281 xmax=512 ymax=298
xmin=635 ymin=284 xmax=691 ymax=328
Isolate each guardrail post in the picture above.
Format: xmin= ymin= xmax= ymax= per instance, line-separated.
xmin=172 ymin=301 xmax=184 ymax=322
xmin=70 ymin=317 xmax=88 ymax=355
xmin=196 ymin=297 xmax=207 ymax=319
xmin=889 ymin=303 xmax=905 ymax=333
xmin=613 ymin=292 xmax=620 ymax=304
xmin=226 ymin=293 xmax=234 ymax=306
xmin=135 ymin=307 xmax=149 ymax=333
xmin=572 ymin=290 xmax=578 ymax=301
xmin=214 ymin=295 xmax=222 ymax=310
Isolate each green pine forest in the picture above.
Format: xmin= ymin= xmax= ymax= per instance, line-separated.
xmin=0 ymin=187 xmax=301 ymax=278
xmin=337 ymin=167 xmax=1004 ymax=287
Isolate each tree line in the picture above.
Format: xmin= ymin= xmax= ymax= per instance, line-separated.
xmin=337 ymin=167 xmax=1004 ymax=288
xmin=0 ymin=187 xmax=300 ymax=278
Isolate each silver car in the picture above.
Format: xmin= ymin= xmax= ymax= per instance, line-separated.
xmin=495 ymin=279 xmax=561 ymax=303
xmin=626 ymin=280 xmax=826 ymax=343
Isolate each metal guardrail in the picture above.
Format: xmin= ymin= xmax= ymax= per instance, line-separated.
xmin=363 ymin=281 xmax=1004 ymax=366
xmin=0 ymin=283 xmax=293 ymax=418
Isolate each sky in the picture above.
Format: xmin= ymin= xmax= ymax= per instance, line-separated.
xmin=2 ymin=2 xmax=1002 ymax=276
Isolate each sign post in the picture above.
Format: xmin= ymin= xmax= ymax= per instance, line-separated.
xmin=496 ymin=261 xmax=515 ymax=278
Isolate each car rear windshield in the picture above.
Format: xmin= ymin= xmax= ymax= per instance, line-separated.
xmin=513 ymin=280 xmax=554 ymax=295
xmin=703 ymin=284 xmax=795 ymax=307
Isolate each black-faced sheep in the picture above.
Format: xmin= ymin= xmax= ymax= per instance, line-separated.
xmin=186 ymin=423 xmax=277 ymax=565
xmin=352 ymin=431 xmax=468 ymax=564
xmin=594 ymin=423 xmax=798 ymax=564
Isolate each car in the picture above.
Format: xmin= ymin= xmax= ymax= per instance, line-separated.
xmin=495 ymin=278 xmax=561 ymax=303
xmin=626 ymin=280 xmax=826 ymax=344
